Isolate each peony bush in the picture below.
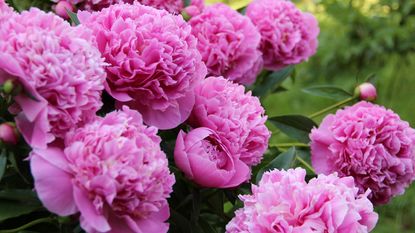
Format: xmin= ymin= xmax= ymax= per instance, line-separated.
xmin=0 ymin=0 xmax=413 ymax=233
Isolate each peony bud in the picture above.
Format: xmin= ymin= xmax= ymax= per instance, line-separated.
xmin=355 ymin=82 xmax=377 ymax=101
xmin=54 ymin=1 xmax=74 ymax=19
xmin=0 ymin=122 xmax=18 ymax=145
xmin=2 ymin=79 xmax=13 ymax=94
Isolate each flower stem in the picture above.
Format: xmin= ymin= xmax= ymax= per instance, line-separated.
xmin=308 ymin=96 xmax=358 ymax=119
xmin=271 ymin=142 xmax=309 ymax=148
xmin=0 ymin=217 xmax=54 ymax=233
xmin=295 ymin=156 xmax=316 ymax=174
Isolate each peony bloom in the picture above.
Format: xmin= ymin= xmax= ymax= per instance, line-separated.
xmin=175 ymin=127 xmax=250 ymax=188
xmin=189 ymin=77 xmax=270 ymax=167
xmin=310 ymin=101 xmax=415 ymax=204
xmin=226 ymin=168 xmax=378 ymax=233
xmin=0 ymin=0 xmax=15 ymax=22
xmin=183 ymin=0 xmax=205 ymax=17
xmin=356 ymin=82 xmax=377 ymax=101
xmin=246 ymin=0 xmax=319 ymax=70
xmin=189 ymin=3 xmax=263 ymax=85
xmin=57 ymin=0 xmax=202 ymax=13
xmin=0 ymin=8 xmax=106 ymax=149
xmin=30 ymin=106 xmax=175 ymax=233
xmin=0 ymin=122 xmax=18 ymax=145
xmin=79 ymin=3 xmax=206 ymax=129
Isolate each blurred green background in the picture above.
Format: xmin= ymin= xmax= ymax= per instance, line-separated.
xmin=267 ymin=0 xmax=415 ymax=232
xmin=214 ymin=0 xmax=415 ymax=232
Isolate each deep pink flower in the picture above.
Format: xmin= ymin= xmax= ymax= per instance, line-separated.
xmin=189 ymin=3 xmax=263 ymax=85
xmin=226 ymin=168 xmax=378 ymax=233
xmin=175 ymin=127 xmax=250 ymax=188
xmin=357 ymin=83 xmax=377 ymax=101
xmin=79 ymin=3 xmax=206 ymax=129
xmin=0 ymin=8 xmax=106 ymax=149
xmin=31 ymin=106 xmax=175 ymax=233
xmin=247 ymin=0 xmax=319 ymax=70
xmin=0 ymin=0 xmax=15 ymax=22
xmin=0 ymin=122 xmax=18 ymax=145
xmin=310 ymin=101 xmax=415 ymax=204
xmin=189 ymin=77 xmax=270 ymax=167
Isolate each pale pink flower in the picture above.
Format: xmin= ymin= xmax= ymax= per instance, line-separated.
xmin=310 ymin=101 xmax=415 ymax=204
xmin=0 ymin=8 xmax=106 ymax=148
xmin=226 ymin=168 xmax=378 ymax=233
xmin=79 ymin=3 xmax=206 ymax=129
xmin=247 ymin=0 xmax=319 ymax=70
xmin=189 ymin=77 xmax=270 ymax=167
xmin=31 ymin=106 xmax=175 ymax=233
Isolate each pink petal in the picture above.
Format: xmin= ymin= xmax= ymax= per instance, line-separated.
xmin=30 ymin=154 xmax=77 ymax=216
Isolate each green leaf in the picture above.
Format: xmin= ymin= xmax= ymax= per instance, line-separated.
xmin=0 ymin=200 xmax=41 ymax=222
xmin=256 ymin=147 xmax=296 ymax=183
xmin=253 ymin=66 xmax=294 ymax=97
xmin=268 ymin=115 xmax=317 ymax=143
xmin=0 ymin=152 xmax=6 ymax=182
xmin=199 ymin=218 xmax=218 ymax=233
xmin=303 ymin=85 xmax=353 ymax=101
xmin=66 ymin=9 xmax=80 ymax=26
xmin=0 ymin=189 xmax=40 ymax=203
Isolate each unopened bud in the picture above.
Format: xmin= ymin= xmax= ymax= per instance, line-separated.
xmin=0 ymin=122 xmax=18 ymax=145
xmin=3 ymin=80 xmax=14 ymax=94
xmin=355 ymin=82 xmax=377 ymax=101
xmin=55 ymin=1 xmax=74 ymax=20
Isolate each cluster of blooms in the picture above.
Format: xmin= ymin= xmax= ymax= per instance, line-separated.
xmin=175 ymin=77 xmax=270 ymax=188
xmin=0 ymin=7 xmax=106 ymax=148
xmin=310 ymin=101 xmax=415 ymax=204
xmin=31 ymin=107 xmax=175 ymax=233
xmin=4 ymin=0 xmax=414 ymax=232
xmin=226 ymin=168 xmax=378 ymax=232
xmin=78 ymin=2 xmax=207 ymax=129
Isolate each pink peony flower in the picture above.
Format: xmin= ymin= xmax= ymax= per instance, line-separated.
xmin=226 ymin=168 xmax=378 ymax=233
xmin=30 ymin=106 xmax=175 ymax=233
xmin=246 ymin=0 xmax=319 ymax=71
xmin=0 ymin=0 xmax=15 ymax=21
xmin=0 ymin=8 xmax=106 ymax=149
xmin=356 ymin=82 xmax=377 ymax=101
xmin=310 ymin=101 xmax=415 ymax=204
xmin=189 ymin=3 xmax=263 ymax=85
xmin=183 ymin=0 xmax=205 ymax=17
xmin=54 ymin=1 xmax=75 ymax=19
xmin=52 ymin=0 xmax=133 ymax=12
xmin=189 ymin=77 xmax=270 ymax=167
xmin=79 ymin=3 xmax=206 ymax=129
xmin=57 ymin=0 xmax=201 ymax=13
xmin=175 ymin=127 xmax=250 ymax=188
xmin=0 ymin=122 xmax=18 ymax=145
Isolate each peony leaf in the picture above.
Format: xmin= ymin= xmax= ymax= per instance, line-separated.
xmin=0 ymin=151 xmax=6 ymax=182
xmin=0 ymin=200 xmax=41 ymax=222
xmin=66 ymin=9 xmax=80 ymax=26
xmin=303 ymin=85 xmax=353 ymax=101
xmin=268 ymin=115 xmax=317 ymax=143
xmin=255 ymin=147 xmax=296 ymax=183
xmin=253 ymin=66 xmax=294 ymax=97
